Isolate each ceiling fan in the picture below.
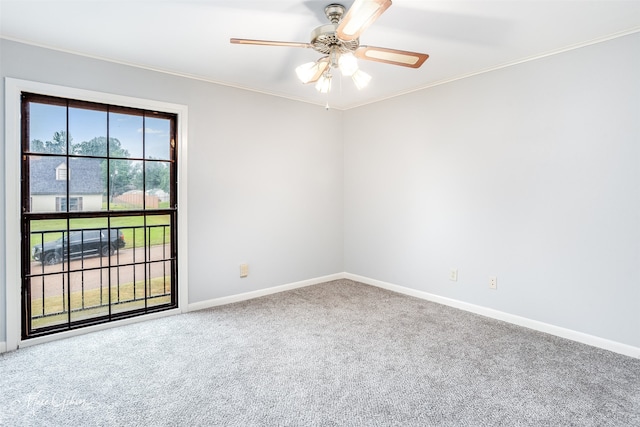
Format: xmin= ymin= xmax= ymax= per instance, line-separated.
xmin=230 ymin=0 xmax=429 ymax=94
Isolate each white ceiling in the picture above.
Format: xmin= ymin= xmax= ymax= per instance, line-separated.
xmin=1 ymin=0 xmax=639 ymax=110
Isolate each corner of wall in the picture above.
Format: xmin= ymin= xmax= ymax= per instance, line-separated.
xmin=345 ymin=273 xmax=640 ymax=359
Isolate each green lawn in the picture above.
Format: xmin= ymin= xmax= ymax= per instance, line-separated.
xmin=31 ymin=276 xmax=172 ymax=329
xmin=30 ymin=215 xmax=172 ymax=251
xmin=105 ymin=201 xmax=171 ymax=210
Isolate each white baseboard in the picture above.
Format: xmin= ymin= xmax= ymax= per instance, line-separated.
xmin=11 ymin=271 xmax=635 ymax=359
xmin=0 ymin=341 xmax=6 ymax=354
xmin=345 ymin=273 xmax=640 ymax=359
xmin=187 ymin=273 xmax=345 ymax=312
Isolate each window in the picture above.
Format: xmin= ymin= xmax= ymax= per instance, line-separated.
xmin=56 ymin=197 xmax=83 ymax=212
xmin=21 ymin=92 xmax=178 ymax=339
xmin=55 ymin=163 xmax=67 ymax=180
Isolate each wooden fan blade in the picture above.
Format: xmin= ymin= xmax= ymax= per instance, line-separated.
xmin=355 ymin=46 xmax=429 ymax=68
xmin=230 ymin=38 xmax=312 ymax=49
xmin=336 ymin=0 xmax=392 ymax=42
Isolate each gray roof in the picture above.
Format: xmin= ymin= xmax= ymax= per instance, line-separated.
xmin=30 ymin=157 xmax=103 ymax=195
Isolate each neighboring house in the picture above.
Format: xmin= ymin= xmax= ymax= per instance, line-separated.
xmin=30 ymin=157 xmax=103 ymax=212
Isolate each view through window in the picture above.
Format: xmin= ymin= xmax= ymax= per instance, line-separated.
xmin=21 ymin=93 xmax=178 ymax=338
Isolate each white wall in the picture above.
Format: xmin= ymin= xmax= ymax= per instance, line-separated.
xmin=1 ymin=39 xmax=345 ymax=343
xmin=344 ymin=33 xmax=640 ymax=347
xmin=30 ymin=194 xmax=102 ymax=213
xmin=2 ymin=33 xmax=638 ymax=351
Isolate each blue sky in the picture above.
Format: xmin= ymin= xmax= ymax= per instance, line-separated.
xmin=29 ymin=102 xmax=170 ymax=160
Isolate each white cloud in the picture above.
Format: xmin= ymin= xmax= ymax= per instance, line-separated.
xmin=137 ymin=127 xmax=165 ymax=134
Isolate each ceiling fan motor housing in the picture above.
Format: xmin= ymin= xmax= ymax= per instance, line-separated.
xmin=311 ymin=24 xmax=359 ymax=55
xmin=311 ymin=4 xmax=359 ymax=57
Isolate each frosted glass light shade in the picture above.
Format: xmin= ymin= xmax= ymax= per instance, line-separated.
xmin=352 ymin=69 xmax=371 ymax=90
xmin=295 ymin=59 xmax=329 ymax=84
xmin=295 ymin=62 xmax=318 ymax=83
xmin=338 ymin=53 xmax=358 ymax=76
xmin=315 ymin=74 xmax=332 ymax=93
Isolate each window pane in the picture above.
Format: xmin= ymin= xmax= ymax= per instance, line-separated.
xmin=109 ymin=112 xmax=143 ymax=159
xmin=146 ymin=215 xmax=172 ymax=261
xmin=69 ymin=269 xmax=110 ymax=322
xmin=110 ymin=264 xmax=147 ymax=315
xmin=146 ymin=215 xmax=173 ymax=308
xmin=29 ymin=274 xmax=69 ymax=330
xmin=68 ymin=218 xmax=110 ymax=265
xmin=145 ymin=116 xmax=171 ymax=160
xmin=69 ymin=107 xmax=107 ymax=157
xmin=110 ymin=215 xmax=172 ymax=261
xmin=147 ymin=260 xmax=173 ymax=308
xmin=28 ymin=218 xmax=70 ymax=330
xmin=109 ymin=159 xmax=143 ymax=210
xmin=29 ymin=155 xmax=67 ymax=213
xmin=145 ymin=161 xmax=171 ymax=209
xmin=29 ymin=219 xmax=66 ymax=273
xmin=69 ymin=157 xmax=106 ymax=211
xmin=28 ymin=102 xmax=67 ymax=154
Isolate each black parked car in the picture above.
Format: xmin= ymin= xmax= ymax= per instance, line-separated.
xmin=33 ymin=229 xmax=126 ymax=265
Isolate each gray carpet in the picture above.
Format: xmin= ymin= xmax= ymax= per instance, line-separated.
xmin=1 ymin=279 xmax=639 ymax=426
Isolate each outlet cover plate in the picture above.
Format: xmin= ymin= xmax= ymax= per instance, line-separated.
xmin=240 ymin=263 xmax=249 ymax=278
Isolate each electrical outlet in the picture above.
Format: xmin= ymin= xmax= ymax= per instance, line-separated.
xmin=489 ymin=276 xmax=497 ymax=290
xmin=449 ymin=269 xmax=458 ymax=281
xmin=240 ymin=263 xmax=249 ymax=278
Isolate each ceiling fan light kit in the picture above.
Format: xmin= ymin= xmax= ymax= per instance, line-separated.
xmin=295 ymin=59 xmax=329 ymax=84
xmin=338 ymin=52 xmax=358 ymax=76
xmin=351 ymin=69 xmax=372 ymax=90
xmin=315 ymin=73 xmax=333 ymax=94
xmin=231 ymin=0 xmax=428 ymax=97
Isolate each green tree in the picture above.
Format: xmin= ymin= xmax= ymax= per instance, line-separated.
xmin=145 ymin=161 xmax=170 ymax=193
xmin=48 ymin=131 xmax=69 ymax=153
xmin=130 ymin=160 xmax=170 ymax=194
xmin=29 ymin=130 xmax=71 ymax=154
xmin=71 ymin=136 xmax=134 ymax=199
xmin=71 ymin=136 xmax=130 ymax=158
xmin=130 ymin=162 xmax=144 ymax=192
xmin=30 ymin=139 xmax=45 ymax=152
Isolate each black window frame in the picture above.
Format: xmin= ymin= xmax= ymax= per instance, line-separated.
xmin=21 ymin=92 xmax=179 ymax=339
